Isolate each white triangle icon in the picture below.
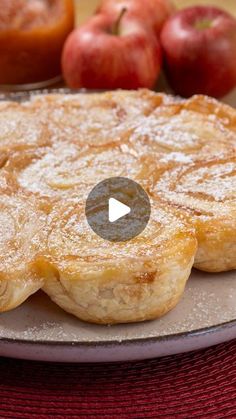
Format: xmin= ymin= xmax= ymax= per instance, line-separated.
xmin=108 ymin=198 xmax=131 ymax=223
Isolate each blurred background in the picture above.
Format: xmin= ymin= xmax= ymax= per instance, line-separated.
xmin=75 ymin=0 xmax=236 ymax=25
xmin=0 ymin=0 xmax=235 ymax=101
xmin=71 ymin=0 xmax=236 ymax=104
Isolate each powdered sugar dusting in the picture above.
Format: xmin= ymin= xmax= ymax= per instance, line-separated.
xmin=155 ymin=156 xmax=236 ymax=217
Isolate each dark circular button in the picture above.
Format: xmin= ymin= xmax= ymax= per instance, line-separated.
xmin=85 ymin=177 xmax=151 ymax=242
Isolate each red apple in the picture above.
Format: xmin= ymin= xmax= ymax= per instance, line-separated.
xmin=98 ymin=0 xmax=176 ymax=35
xmin=160 ymin=6 xmax=236 ymax=98
xmin=62 ymin=11 xmax=162 ymax=89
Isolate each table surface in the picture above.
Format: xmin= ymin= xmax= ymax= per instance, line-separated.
xmin=0 ymin=339 xmax=236 ymax=418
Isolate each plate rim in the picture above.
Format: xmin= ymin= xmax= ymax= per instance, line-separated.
xmin=1 ymin=318 xmax=236 ymax=347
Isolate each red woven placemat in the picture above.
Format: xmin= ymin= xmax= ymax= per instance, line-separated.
xmin=0 ymin=339 xmax=236 ymax=418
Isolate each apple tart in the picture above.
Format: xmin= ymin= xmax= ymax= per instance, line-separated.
xmin=0 ymin=89 xmax=235 ymax=323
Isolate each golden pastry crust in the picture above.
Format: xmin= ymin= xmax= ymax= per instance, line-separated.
xmin=1 ymin=89 xmax=235 ymax=158
xmin=151 ymin=155 xmax=236 ymax=272
xmin=0 ymin=89 xmax=235 ymax=322
xmin=4 ymin=143 xmax=151 ymax=201
xmin=127 ymin=95 xmax=236 ymax=158
xmin=1 ymin=133 xmax=197 ymax=322
xmin=0 ymin=101 xmax=50 ymax=154
xmin=183 ymin=95 xmax=236 ymax=133
xmin=36 ymin=199 xmax=196 ymax=324
xmin=0 ymin=192 xmax=47 ymax=312
xmin=26 ymin=91 xmax=236 ymax=160
xmin=27 ymin=89 xmax=169 ymax=148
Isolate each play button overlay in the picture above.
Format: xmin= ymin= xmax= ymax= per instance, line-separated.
xmin=109 ymin=198 xmax=130 ymax=223
xmin=85 ymin=177 xmax=151 ymax=242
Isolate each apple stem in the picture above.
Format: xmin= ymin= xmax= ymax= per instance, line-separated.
xmin=112 ymin=7 xmax=127 ymax=35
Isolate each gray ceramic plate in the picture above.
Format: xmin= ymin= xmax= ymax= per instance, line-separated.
xmin=0 ymin=270 xmax=236 ymax=362
xmin=0 ymin=87 xmax=235 ymax=363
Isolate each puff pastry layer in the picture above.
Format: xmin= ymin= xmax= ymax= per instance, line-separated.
xmin=38 ymin=199 xmax=196 ymax=324
xmin=0 ymin=191 xmax=47 ymax=312
xmin=0 ymin=89 xmax=235 ymax=322
xmin=151 ymin=155 xmax=236 ymax=272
